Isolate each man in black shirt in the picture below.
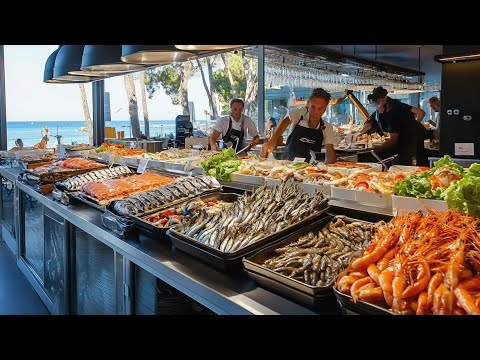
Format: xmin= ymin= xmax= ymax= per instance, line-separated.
xmin=368 ymin=87 xmax=428 ymax=166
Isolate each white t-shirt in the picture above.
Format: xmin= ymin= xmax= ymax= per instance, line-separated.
xmin=287 ymin=107 xmax=335 ymax=145
xmin=213 ymin=114 xmax=259 ymax=148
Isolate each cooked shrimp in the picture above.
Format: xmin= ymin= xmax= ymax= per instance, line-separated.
xmin=402 ymin=262 xmax=431 ymax=299
xmin=454 ymin=285 xmax=480 ymax=315
xmin=416 ymin=292 xmax=428 ymax=315
xmin=427 ymin=272 xmax=444 ymax=307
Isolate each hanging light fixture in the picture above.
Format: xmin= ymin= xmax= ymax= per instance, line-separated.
xmin=72 ymin=45 xmax=147 ymax=76
xmin=174 ymin=45 xmax=245 ymax=51
xmin=44 ymin=46 xmax=93 ymax=83
xmin=53 ymin=45 xmax=103 ymax=82
xmin=121 ymin=45 xmax=195 ymax=64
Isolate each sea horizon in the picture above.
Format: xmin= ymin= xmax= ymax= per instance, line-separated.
xmin=5 ymin=119 xmax=209 ymax=149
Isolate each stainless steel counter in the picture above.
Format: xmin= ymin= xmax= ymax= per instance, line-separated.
xmin=2 ymin=165 xmax=393 ymax=315
xmin=0 ymin=166 xmax=21 ymax=182
xmin=10 ymin=171 xmax=319 ymax=315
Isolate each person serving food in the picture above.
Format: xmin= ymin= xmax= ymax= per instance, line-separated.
xmin=261 ymin=88 xmax=337 ymax=164
xmin=209 ymin=98 xmax=260 ymax=154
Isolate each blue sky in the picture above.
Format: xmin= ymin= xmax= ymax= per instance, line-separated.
xmin=4 ymin=45 xmax=211 ymax=122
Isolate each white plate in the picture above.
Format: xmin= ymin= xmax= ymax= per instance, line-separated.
xmin=392 ymin=195 xmax=448 ymax=215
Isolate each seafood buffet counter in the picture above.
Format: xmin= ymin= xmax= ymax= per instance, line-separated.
xmin=1 ymin=166 xmax=325 ymax=315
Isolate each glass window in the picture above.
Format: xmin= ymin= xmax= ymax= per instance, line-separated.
xmin=4 ymin=45 xmax=93 ymax=148
xmin=103 ymin=48 xmax=258 ymax=144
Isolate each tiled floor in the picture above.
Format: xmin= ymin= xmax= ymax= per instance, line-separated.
xmin=0 ymin=239 xmax=50 ymax=315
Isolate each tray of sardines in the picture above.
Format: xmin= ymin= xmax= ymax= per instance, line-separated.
xmin=55 ymin=166 xmax=132 ymax=192
xmin=167 ymin=182 xmax=330 ymax=271
xmin=108 ymin=175 xmax=222 ymax=217
xmin=133 ymin=192 xmax=240 ymax=240
xmin=242 ymin=215 xmax=376 ymax=307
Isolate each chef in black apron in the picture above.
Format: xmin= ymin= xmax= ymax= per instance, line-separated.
xmin=284 ymin=115 xmax=325 ymax=162
xmin=369 ymin=87 xmax=428 ymax=166
xmin=209 ymin=98 xmax=260 ymax=154
xmin=223 ymin=115 xmax=245 ymax=152
xmin=261 ymin=88 xmax=337 ymax=164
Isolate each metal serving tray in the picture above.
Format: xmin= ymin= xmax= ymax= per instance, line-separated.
xmin=134 ymin=192 xmax=240 ymax=241
xmin=333 ymin=285 xmax=392 ymax=315
xmin=243 ymin=214 xmax=374 ymax=307
xmin=167 ymin=204 xmax=330 ymax=272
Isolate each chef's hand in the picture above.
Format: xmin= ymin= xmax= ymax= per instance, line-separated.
xmin=261 ymin=142 xmax=275 ymax=158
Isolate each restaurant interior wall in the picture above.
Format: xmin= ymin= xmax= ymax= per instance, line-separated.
xmin=439 ymin=45 xmax=480 ymax=159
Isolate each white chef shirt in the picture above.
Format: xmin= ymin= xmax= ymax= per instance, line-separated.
xmin=213 ymin=114 xmax=259 ymax=148
xmin=287 ymin=107 xmax=335 ymax=145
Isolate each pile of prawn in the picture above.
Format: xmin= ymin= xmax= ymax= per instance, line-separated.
xmin=336 ymin=210 xmax=480 ymax=315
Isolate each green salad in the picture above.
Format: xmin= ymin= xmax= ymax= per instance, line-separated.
xmin=201 ymin=148 xmax=241 ymax=181
xmin=394 ymin=155 xmax=464 ymax=199
xmin=445 ymin=163 xmax=480 ymax=217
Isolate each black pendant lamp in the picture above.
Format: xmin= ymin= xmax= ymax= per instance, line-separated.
xmin=53 ymin=45 xmax=103 ymax=82
xmin=121 ymin=45 xmax=195 ymax=64
xmin=72 ymin=45 xmax=147 ymax=76
xmin=175 ymin=45 xmax=244 ymax=51
xmin=44 ymin=46 xmax=91 ymax=83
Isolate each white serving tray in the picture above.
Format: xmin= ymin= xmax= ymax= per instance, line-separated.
xmin=392 ymin=195 xmax=448 ymax=215
xmin=356 ymin=190 xmax=392 ymax=208
xmin=299 ymin=182 xmax=331 ymax=196
xmin=330 ymin=186 xmax=357 ymax=201
xmin=230 ymin=173 xmax=266 ymax=185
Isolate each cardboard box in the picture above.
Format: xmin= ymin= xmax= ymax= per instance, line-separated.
xmin=105 ymin=127 xmax=116 ymax=138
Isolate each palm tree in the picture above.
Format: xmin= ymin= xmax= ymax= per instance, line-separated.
xmin=139 ymin=72 xmax=150 ymax=137
xmin=124 ymin=74 xmax=141 ymax=138
xmin=79 ymin=84 xmax=93 ymax=145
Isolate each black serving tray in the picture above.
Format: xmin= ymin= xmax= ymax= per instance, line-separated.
xmin=243 ymin=214 xmax=374 ymax=308
xmin=134 ymin=192 xmax=240 ymax=241
xmin=333 ymin=285 xmax=392 ymax=315
xmin=167 ymin=204 xmax=330 ymax=272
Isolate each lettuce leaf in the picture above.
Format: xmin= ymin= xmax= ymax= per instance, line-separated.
xmin=432 ymin=155 xmax=465 ymax=175
xmin=201 ymin=148 xmax=237 ymax=174
xmin=445 ymin=177 xmax=480 ymax=217
xmin=394 ymin=155 xmax=467 ymax=199
xmin=466 ymin=163 xmax=480 ymax=178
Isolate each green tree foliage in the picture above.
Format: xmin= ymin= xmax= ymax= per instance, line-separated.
xmin=145 ymin=65 xmax=182 ymax=105
xmin=212 ymin=54 xmax=247 ymax=113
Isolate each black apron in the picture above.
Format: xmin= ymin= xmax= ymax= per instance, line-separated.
xmin=223 ymin=116 xmax=244 ymax=152
xmin=284 ymin=115 xmax=324 ymax=162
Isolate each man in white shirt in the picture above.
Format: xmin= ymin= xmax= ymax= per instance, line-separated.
xmin=209 ymin=98 xmax=260 ymax=153
xmin=261 ymin=88 xmax=337 ymax=164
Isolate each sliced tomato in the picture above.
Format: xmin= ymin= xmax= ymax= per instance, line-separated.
xmin=355 ymin=181 xmax=369 ymax=190
xmin=417 ymin=166 xmax=431 ymax=172
xmin=394 ymin=174 xmax=406 ymax=182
